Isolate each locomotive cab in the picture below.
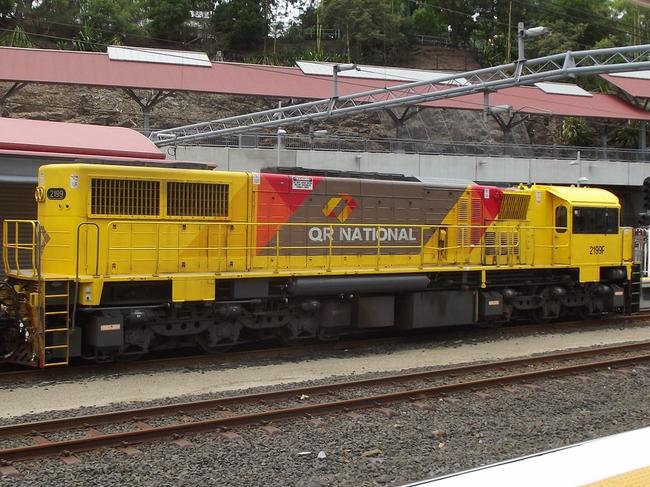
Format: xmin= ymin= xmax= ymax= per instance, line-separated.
xmin=545 ymin=186 xmax=632 ymax=282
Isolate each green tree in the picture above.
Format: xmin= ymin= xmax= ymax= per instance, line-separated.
xmin=146 ymin=0 xmax=192 ymax=41
xmin=434 ymin=0 xmax=477 ymax=47
xmin=411 ymin=7 xmax=445 ymax=37
xmin=30 ymin=0 xmax=82 ymax=35
xmin=79 ymin=0 xmax=142 ymax=43
xmin=0 ymin=0 xmax=14 ymax=19
xmin=612 ymin=121 xmax=640 ymax=149
xmin=560 ymin=117 xmax=594 ymax=146
xmin=612 ymin=0 xmax=650 ymax=45
xmin=522 ymin=0 xmax=617 ymax=54
xmin=470 ymin=0 xmax=528 ymax=64
xmin=212 ymin=0 xmax=267 ymax=49
xmin=3 ymin=25 xmax=33 ymax=46
xmin=525 ymin=20 xmax=588 ymax=57
xmin=321 ymin=0 xmax=410 ymax=63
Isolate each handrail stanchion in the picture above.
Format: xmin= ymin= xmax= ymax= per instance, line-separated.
xmin=275 ymin=227 xmax=280 ymax=273
xmin=420 ymin=226 xmax=425 ymax=269
xmin=73 ymin=222 xmax=99 ymax=330
xmin=327 ymin=225 xmax=333 ymax=272
xmin=376 ymin=225 xmax=382 ymax=270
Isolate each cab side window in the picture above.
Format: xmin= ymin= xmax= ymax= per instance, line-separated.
xmin=555 ymin=206 xmax=567 ymax=233
xmin=572 ymin=207 xmax=619 ymax=234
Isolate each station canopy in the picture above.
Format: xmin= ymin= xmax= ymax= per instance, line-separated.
xmin=0 ymin=118 xmax=165 ymax=161
xmin=2 ymin=46 xmax=650 ymax=124
xmin=601 ymin=72 xmax=650 ymax=100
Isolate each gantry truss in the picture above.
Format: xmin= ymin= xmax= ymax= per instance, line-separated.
xmin=150 ymin=44 xmax=650 ymax=147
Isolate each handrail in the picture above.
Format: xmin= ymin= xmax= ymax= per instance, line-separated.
xmin=94 ymin=219 xmax=571 ymax=278
xmin=72 ymin=222 xmax=100 ymax=329
xmin=2 ymin=219 xmax=38 ymax=277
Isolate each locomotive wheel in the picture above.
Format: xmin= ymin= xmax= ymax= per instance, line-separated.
xmin=199 ymin=321 xmax=241 ymax=353
xmin=529 ymin=307 xmax=549 ymax=324
xmin=198 ymin=339 xmax=234 ymax=354
xmin=317 ymin=328 xmax=343 ymax=342
xmin=117 ymin=350 xmax=144 ymax=362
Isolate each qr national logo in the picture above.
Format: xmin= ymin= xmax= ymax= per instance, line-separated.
xmin=322 ymin=193 xmax=357 ymax=223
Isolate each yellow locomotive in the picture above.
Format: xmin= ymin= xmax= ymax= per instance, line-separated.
xmin=0 ymin=163 xmax=639 ymax=367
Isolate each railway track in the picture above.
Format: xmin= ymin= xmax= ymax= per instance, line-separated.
xmin=2 ymin=311 xmax=650 ymax=383
xmin=1 ymin=340 xmax=650 ymax=468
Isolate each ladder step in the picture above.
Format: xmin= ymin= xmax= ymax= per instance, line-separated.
xmin=44 ymin=311 xmax=68 ymax=316
xmin=45 ymin=294 xmax=69 ymax=299
xmin=44 ymin=362 xmax=69 ymax=367
xmin=45 ymin=328 xmax=69 ymax=333
xmin=44 ymin=344 xmax=69 ymax=350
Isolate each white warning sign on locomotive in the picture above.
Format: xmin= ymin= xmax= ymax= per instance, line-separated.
xmin=292 ymin=176 xmax=313 ymax=190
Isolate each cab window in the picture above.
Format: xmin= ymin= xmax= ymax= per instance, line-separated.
xmin=555 ymin=206 xmax=567 ymax=233
xmin=572 ymin=207 xmax=618 ymax=234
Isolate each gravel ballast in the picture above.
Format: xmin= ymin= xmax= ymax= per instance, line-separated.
xmin=3 ymin=324 xmax=650 ymax=418
xmin=1 ymin=363 xmax=650 ymax=485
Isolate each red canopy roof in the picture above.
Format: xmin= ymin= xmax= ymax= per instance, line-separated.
xmin=2 ymin=46 xmax=649 ymax=122
xmin=0 ymin=118 xmax=165 ymax=160
xmin=601 ymin=74 xmax=650 ymax=99
xmin=421 ymin=86 xmax=650 ymax=120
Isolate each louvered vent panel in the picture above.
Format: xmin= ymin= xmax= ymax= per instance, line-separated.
xmin=167 ymin=182 xmax=229 ymax=217
xmin=457 ymin=198 xmax=469 ymax=246
xmin=485 ymin=231 xmax=496 ymax=256
xmin=500 ymin=232 xmax=520 ymax=255
xmin=470 ymin=196 xmax=483 ymax=245
xmin=499 ymin=193 xmax=530 ymax=220
xmin=91 ymin=178 xmax=160 ymax=216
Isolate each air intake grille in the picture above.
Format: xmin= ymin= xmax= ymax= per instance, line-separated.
xmin=91 ymin=178 xmax=160 ymax=216
xmin=499 ymin=193 xmax=530 ymax=220
xmin=167 ymin=182 xmax=229 ymax=217
xmin=485 ymin=231 xmax=520 ymax=256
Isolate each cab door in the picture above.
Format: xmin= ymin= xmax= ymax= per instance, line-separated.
xmin=553 ymin=202 xmax=570 ymax=265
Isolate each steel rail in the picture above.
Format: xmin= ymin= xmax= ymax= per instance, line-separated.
xmin=2 ymin=349 xmax=650 ymax=462
xmin=1 ymin=341 xmax=650 ymax=462
xmin=150 ymin=44 xmax=650 ymax=145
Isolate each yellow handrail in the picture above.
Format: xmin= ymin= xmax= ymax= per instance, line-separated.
xmin=91 ymin=219 xmax=572 ymax=278
xmin=2 ymin=219 xmax=38 ymax=277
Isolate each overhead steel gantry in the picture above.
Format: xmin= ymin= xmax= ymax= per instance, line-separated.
xmin=150 ymin=44 xmax=650 ymax=147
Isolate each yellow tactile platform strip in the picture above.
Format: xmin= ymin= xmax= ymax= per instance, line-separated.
xmin=583 ymin=465 xmax=650 ymax=487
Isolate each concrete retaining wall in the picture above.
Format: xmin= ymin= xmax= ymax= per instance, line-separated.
xmin=173 ymin=146 xmax=648 ymax=187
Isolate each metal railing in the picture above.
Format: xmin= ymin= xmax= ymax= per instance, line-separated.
xmin=2 ymin=220 xmax=40 ymax=278
xmin=93 ymin=221 xmax=558 ymax=277
xmin=177 ymin=133 xmax=650 ymax=163
xmin=415 ymin=35 xmax=452 ymax=47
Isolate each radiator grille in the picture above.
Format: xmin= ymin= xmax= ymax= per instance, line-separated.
xmin=485 ymin=231 xmax=519 ymax=256
xmin=457 ymin=197 xmax=469 ymax=246
xmin=91 ymin=178 xmax=160 ymax=216
xmin=501 ymin=231 xmax=520 ymax=255
xmin=499 ymin=193 xmax=530 ymax=220
xmin=470 ymin=196 xmax=483 ymax=245
xmin=485 ymin=231 xmax=496 ymax=255
xmin=167 ymin=182 xmax=229 ymax=217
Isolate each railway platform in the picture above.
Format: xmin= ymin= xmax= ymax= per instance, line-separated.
xmin=403 ymin=426 xmax=650 ymax=487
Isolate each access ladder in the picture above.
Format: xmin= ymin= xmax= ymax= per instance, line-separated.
xmin=37 ymin=281 xmax=71 ymax=367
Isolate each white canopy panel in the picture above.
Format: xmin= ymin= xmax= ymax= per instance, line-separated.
xmin=296 ymin=61 xmax=470 ymax=86
xmin=107 ymin=46 xmax=211 ymax=67
xmin=534 ymin=82 xmax=593 ymax=97
xmin=609 ymin=70 xmax=650 ymax=79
